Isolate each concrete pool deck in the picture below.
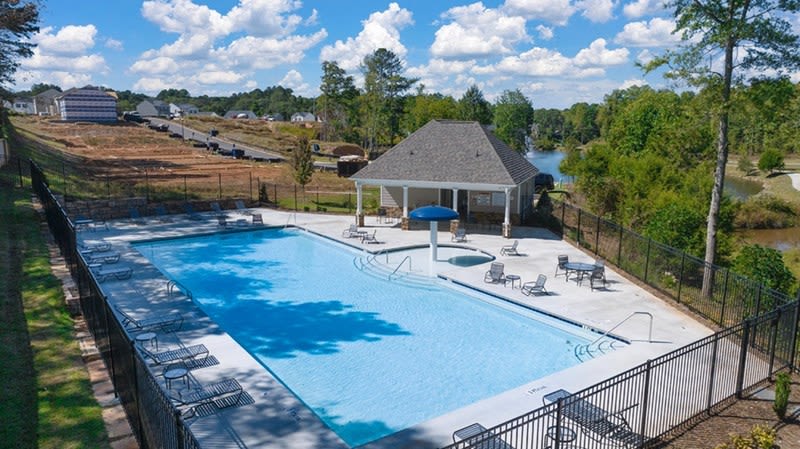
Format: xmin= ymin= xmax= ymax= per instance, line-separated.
xmin=77 ymin=208 xmax=713 ymax=449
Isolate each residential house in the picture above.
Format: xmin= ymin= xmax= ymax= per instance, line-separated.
xmin=263 ymin=113 xmax=284 ymax=121
xmin=349 ymin=120 xmax=539 ymax=237
xmin=291 ymin=112 xmax=316 ymax=122
xmin=55 ymin=87 xmax=117 ymax=122
xmin=223 ymin=110 xmax=257 ymax=119
xmin=34 ymin=89 xmax=61 ymax=116
xmin=10 ymin=97 xmax=35 ymax=114
xmin=169 ymin=103 xmax=199 ymax=117
xmin=136 ymin=99 xmax=171 ymax=117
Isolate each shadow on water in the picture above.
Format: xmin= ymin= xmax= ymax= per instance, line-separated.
xmin=211 ymin=298 xmax=411 ymax=359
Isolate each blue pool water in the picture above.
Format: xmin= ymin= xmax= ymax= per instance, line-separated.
xmin=134 ymin=229 xmax=599 ymax=447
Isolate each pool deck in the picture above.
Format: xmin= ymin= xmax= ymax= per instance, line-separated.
xmin=78 ymin=208 xmax=713 ymax=449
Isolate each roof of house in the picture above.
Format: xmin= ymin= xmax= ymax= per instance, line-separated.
xmin=350 ymin=120 xmax=538 ymax=187
xmin=35 ymin=89 xmax=62 ymax=100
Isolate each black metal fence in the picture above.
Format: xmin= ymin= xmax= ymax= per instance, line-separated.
xmin=30 ymin=154 xmax=800 ymax=449
xmin=547 ymin=200 xmax=795 ymax=328
xmin=31 ymin=160 xmax=200 ymax=449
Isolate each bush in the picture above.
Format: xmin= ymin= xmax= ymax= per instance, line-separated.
xmin=758 ymin=148 xmax=785 ymax=174
xmin=738 ymin=156 xmax=755 ymax=175
xmin=713 ymin=425 xmax=776 ymax=449
xmin=773 ymin=371 xmax=791 ymax=420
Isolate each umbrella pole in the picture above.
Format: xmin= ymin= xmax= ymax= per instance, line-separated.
xmin=430 ymin=221 xmax=438 ymax=264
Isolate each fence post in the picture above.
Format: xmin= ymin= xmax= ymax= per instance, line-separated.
xmin=218 ymin=173 xmax=222 ymax=200
xmin=560 ymin=201 xmax=565 ymax=238
xmin=594 ymin=216 xmax=600 ymax=256
xmin=183 ymin=175 xmax=187 ymax=202
xmin=274 ymin=184 xmax=277 ymax=206
xmin=677 ymin=252 xmax=686 ymax=304
xmin=130 ymin=339 xmax=145 ymax=442
xmin=106 ymin=175 xmax=110 ymax=200
xmin=18 ymin=158 xmax=23 ymax=187
xmin=145 ymin=169 xmax=150 ymax=203
xmin=638 ymin=359 xmax=653 ymax=448
xmin=754 ymin=284 xmax=763 ymax=317
xmin=294 ymin=184 xmax=297 ymax=211
xmin=617 ymin=225 xmax=623 ymax=267
xmin=576 ymin=208 xmax=582 ymax=246
xmin=249 ymin=172 xmax=253 ymax=202
xmin=768 ymin=310 xmax=781 ymax=375
xmin=176 ymin=409 xmax=186 ymax=449
xmin=643 ymin=238 xmax=652 ymax=282
xmin=735 ymin=319 xmax=751 ymax=399
xmin=706 ymin=334 xmax=720 ymax=412
xmin=62 ymin=161 xmax=67 ymax=199
xmin=720 ymin=270 xmax=731 ymax=326
xmin=316 ymin=190 xmax=320 ymax=211
xmin=790 ymin=297 xmax=800 ymax=370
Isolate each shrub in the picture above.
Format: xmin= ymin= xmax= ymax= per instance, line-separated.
xmin=758 ymin=148 xmax=785 ymax=174
xmin=738 ymin=156 xmax=755 ymax=175
xmin=713 ymin=425 xmax=776 ymax=449
xmin=773 ymin=371 xmax=791 ymax=420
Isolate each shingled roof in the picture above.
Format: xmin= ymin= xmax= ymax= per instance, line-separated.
xmin=350 ymin=120 xmax=538 ymax=188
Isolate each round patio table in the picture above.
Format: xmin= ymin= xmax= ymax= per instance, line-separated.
xmin=564 ymin=262 xmax=597 ymax=284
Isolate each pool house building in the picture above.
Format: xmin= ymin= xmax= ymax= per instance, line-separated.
xmin=349 ymin=120 xmax=539 ymax=237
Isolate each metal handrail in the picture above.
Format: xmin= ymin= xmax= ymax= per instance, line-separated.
xmin=389 ymin=256 xmax=412 ymax=280
xmin=589 ymin=311 xmax=653 ymax=347
xmin=284 ymin=213 xmax=296 ymax=228
xmin=167 ymin=279 xmax=193 ymax=299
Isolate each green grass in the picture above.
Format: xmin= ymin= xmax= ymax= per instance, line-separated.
xmin=0 ymin=157 xmax=108 ymax=447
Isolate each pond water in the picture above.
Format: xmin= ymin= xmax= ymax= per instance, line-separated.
xmin=725 ymin=176 xmax=763 ymax=200
xmin=525 ymin=149 xmax=567 ymax=182
xmin=736 ymin=228 xmax=800 ymax=252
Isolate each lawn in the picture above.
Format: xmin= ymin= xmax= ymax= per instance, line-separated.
xmin=0 ymin=150 xmax=108 ymax=447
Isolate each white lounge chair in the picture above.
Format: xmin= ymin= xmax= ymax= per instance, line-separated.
xmin=521 ymin=274 xmax=548 ymax=296
xmin=92 ymin=265 xmax=133 ymax=282
xmin=115 ymin=304 xmax=183 ymax=332
xmin=451 ymin=228 xmax=467 ymax=242
xmin=176 ymin=378 xmax=244 ymax=417
xmin=138 ymin=343 xmax=208 ymax=365
xmin=235 ymin=200 xmax=252 ymax=215
xmin=484 ymin=262 xmax=506 ymax=284
xmin=500 ymin=240 xmax=520 ymax=256
xmin=361 ymin=230 xmax=381 ymax=244
xmin=251 ymin=213 xmax=263 ymax=225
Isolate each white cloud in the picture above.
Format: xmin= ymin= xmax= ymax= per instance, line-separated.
xmin=614 ymin=17 xmax=679 ymax=47
xmin=130 ymin=56 xmax=180 ymax=75
xmin=319 ymin=3 xmax=413 ymax=71
xmin=226 ymin=0 xmax=303 ymax=37
xmin=214 ymin=30 xmax=328 ymax=70
xmin=636 ymin=48 xmax=654 ymax=65
xmin=619 ymin=78 xmax=648 ymax=89
xmin=13 ymin=70 xmax=93 ymax=91
xmin=407 ymin=59 xmax=477 ymax=77
xmin=132 ymin=77 xmax=173 ymax=94
xmin=32 ymin=25 xmax=97 ymax=56
xmin=196 ymin=70 xmax=245 ymax=85
xmin=105 ymin=38 xmax=123 ymax=51
xmin=279 ymin=69 xmax=312 ymax=96
xmin=536 ymin=25 xmax=554 ymax=40
xmin=141 ymin=0 xmax=227 ymax=36
xmin=577 ymin=0 xmax=615 ymax=23
xmin=574 ymin=39 xmax=629 ymax=67
xmin=430 ymin=3 xmax=528 ymax=58
xmin=495 ymin=45 xmax=607 ymax=78
xmin=622 ymin=0 xmax=665 ymax=18
xmin=502 ymin=0 xmax=575 ymax=26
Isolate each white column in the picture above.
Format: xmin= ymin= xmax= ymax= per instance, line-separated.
xmin=402 ymin=186 xmax=409 ymax=217
xmin=356 ymin=182 xmax=363 ymax=216
xmin=430 ymin=221 xmax=438 ymax=264
xmin=504 ymin=187 xmax=511 ymax=226
xmin=452 ymin=188 xmax=459 ymax=212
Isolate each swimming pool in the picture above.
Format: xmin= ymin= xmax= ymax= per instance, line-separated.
xmin=134 ymin=228 xmax=604 ymax=447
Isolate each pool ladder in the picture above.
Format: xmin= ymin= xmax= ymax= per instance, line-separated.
xmin=389 ymin=256 xmax=412 ymax=280
xmin=167 ymin=279 xmax=193 ymax=299
xmin=574 ymin=312 xmax=654 ymax=362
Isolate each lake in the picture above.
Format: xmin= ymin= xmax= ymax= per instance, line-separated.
xmin=526 ymin=149 xmax=567 ymax=183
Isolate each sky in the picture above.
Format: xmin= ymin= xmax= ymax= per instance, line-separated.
xmin=8 ymin=0 xmax=773 ymax=109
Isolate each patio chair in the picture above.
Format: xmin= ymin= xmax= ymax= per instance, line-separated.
xmin=235 ymin=200 xmax=252 ymax=215
xmin=155 ymin=205 xmax=172 ymax=222
xmin=84 ymin=250 xmax=121 ymax=264
xmin=543 ymin=389 xmax=643 ymax=448
xmin=210 ymin=202 xmax=226 ymax=217
xmin=78 ymin=241 xmax=112 ymax=252
xmin=183 ymin=203 xmax=203 ymax=221
xmin=589 ymin=266 xmax=607 ymax=290
xmin=361 ymin=230 xmax=381 ymax=244
xmin=128 ymin=207 xmax=145 ymax=225
xmin=500 ymin=240 xmax=520 ymax=256
xmin=451 ymin=228 xmax=467 ymax=242
xmin=251 ymin=213 xmax=263 ymax=225
xmin=92 ymin=265 xmax=133 ymax=282
xmin=484 ymin=262 xmax=506 ymax=284
xmin=217 ymin=216 xmax=228 ymax=227
xmin=138 ymin=343 xmax=209 ymax=366
xmin=175 ymin=377 xmax=244 ymax=418
xmin=452 ymin=422 xmax=516 ymax=449
xmin=114 ymin=304 xmax=184 ymax=332
xmin=521 ymin=274 xmax=548 ymax=296
xmin=555 ymin=255 xmax=571 ymax=278
xmin=342 ymin=224 xmax=365 ymax=238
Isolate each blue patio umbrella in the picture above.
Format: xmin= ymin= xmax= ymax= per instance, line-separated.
xmin=409 ymin=205 xmax=459 ymax=265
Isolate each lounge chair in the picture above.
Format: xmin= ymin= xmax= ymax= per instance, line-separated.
xmin=92 ymin=265 xmax=133 ymax=282
xmin=155 ymin=205 xmax=172 ymax=222
xmin=83 ymin=250 xmax=121 ymax=264
xmin=589 ymin=266 xmax=607 ymax=290
xmin=251 ymin=213 xmax=263 ymax=225
xmin=451 ymin=228 xmax=467 ymax=242
xmin=543 ymin=389 xmax=643 ymax=448
xmin=217 ymin=216 xmax=228 ymax=227
xmin=114 ymin=304 xmax=183 ymax=332
xmin=484 ymin=262 xmax=506 ymax=284
xmin=342 ymin=224 xmax=366 ymax=238
xmin=183 ymin=203 xmax=203 ymax=221
xmin=78 ymin=241 xmax=112 ymax=252
xmin=361 ymin=230 xmax=381 ymax=244
xmin=235 ymin=200 xmax=252 ymax=215
xmin=175 ymin=377 xmax=244 ymax=417
xmin=521 ymin=274 xmax=548 ymax=296
xmin=500 ymin=240 xmax=520 ymax=256
xmin=138 ymin=343 xmax=209 ymax=366
xmin=555 ymin=255 xmax=571 ymax=278
xmin=452 ymin=422 xmax=516 ymax=449
xmin=129 ymin=207 xmax=145 ymax=225
xmin=211 ymin=202 xmax=226 ymax=217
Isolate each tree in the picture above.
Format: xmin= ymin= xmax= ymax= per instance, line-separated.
xmin=732 ymin=244 xmax=796 ymax=295
xmin=457 ymin=85 xmax=493 ymax=124
xmin=291 ymin=137 xmax=314 ymax=189
xmin=317 ymin=61 xmax=358 ymax=141
xmin=645 ymin=0 xmax=800 ymax=296
xmin=360 ymin=49 xmax=417 ymax=150
xmin=402 ymin=92 xmax=457 ymax=133
xmin=758 ymin=148 xmax=784 ymax=174
xmin=737 ymin=156 xmax=755 ymax=176
xmin=0 ymin=0 xmax=39 ymax=96
xmin=494 ymin=89 xmax=534 ymax=152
